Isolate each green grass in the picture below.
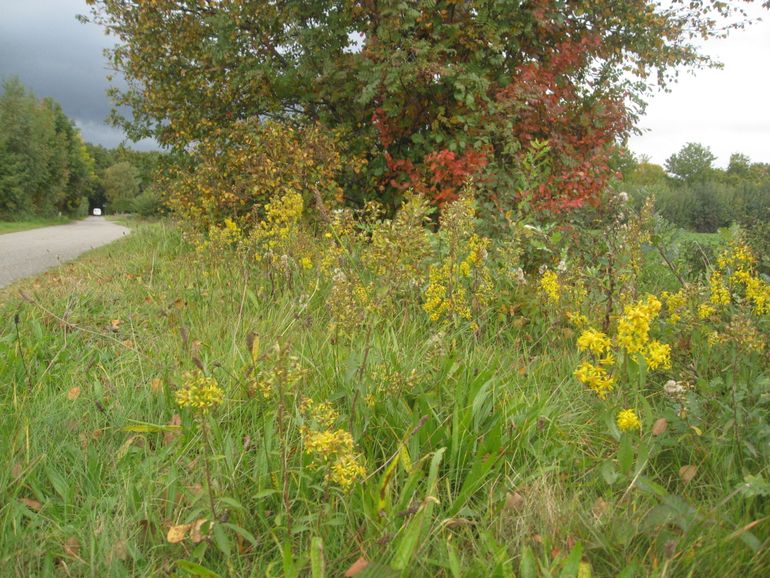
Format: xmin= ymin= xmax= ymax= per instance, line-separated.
xmin=0 ymin=217 xmax=74 ymax=235
xmin=1 ymin=222 xmax=768 ymax=577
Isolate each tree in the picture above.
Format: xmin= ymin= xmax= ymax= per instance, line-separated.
xmin=727 ymin=153 xmax=752 ymax=177
xmin=86 ymin=1 xmax=767 ymax=215
xmin=0 ymin=77 xmax=96 ymax=219
xmin=103 ymin=161 xmax=139 ymax=212
xmin=665 ymin=143 xmax=717 ymax=183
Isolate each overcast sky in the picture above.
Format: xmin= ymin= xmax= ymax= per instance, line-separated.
xmin=1 ymin=0 xmax=768 ymax=165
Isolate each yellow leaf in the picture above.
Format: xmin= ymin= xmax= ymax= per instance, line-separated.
xmin=167 ymin=523 xmax=191 ymax=544
xmin=190 ymin=518 xmax=211 ymax=543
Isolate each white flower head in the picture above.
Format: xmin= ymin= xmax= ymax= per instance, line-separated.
xmin=664 ymin=380 xmax=685 ymax=396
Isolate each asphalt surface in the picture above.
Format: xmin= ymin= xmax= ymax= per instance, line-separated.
xmin=0 ymin=217 xmax=131 ymax=288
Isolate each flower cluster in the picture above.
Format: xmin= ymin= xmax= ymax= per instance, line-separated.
xmin=327 ymin=270 xmax=374 ymax=336
xmin=299 ymin=399 xmax=366 ymax=490
xmin=249 ymin=344 xmax=306 ymax=400
xmin=616 ymin=409 xmax=641 ymax=432
xmin=175 ymin=371 xmax=224 ymax=415
xmin=574 ymin=360 xmax=615 ymax=399
xmin=539 ymin=270 xmax=560 ymax=303
xmin=423 ymin=193 xmax=493 ymax=328
xmin=616 ymin=294 xmax=661 ymax=355
xmin=615 ymin=295 xmax=671 ymax=370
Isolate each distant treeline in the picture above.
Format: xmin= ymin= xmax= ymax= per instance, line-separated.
xmin=0 ymin=77 xmax=163 ymax=220
xmin=623 ymin=143 xmax=770 ymax=233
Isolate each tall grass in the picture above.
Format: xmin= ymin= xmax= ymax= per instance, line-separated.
xmin=1 ymin=222 xmax=768 ymax=577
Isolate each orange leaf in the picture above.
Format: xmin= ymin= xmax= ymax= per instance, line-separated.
xmin=67 ymin=386 xmax=81 ymax=401
xmin=19 ymin=497 xmax=42 ymax=511
xmin=345 ymin=557 xmax=370 ymax=577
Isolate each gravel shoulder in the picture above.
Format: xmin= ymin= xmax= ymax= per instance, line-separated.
xmin=0 ymin=217 xmax=131 ymax=288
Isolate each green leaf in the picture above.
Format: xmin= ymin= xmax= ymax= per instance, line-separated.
xmin=519 ymin=544 xmax=538 ymax=578
xmin=310 ymin=536 xmax=325 ymax=578
xmin=176 ymin=560 xmax=222 ymax=577
xmin=618 ymin=435 xmax=634 ymax=475
xmin=212 ymin=523 xmax=231 ymax=557
xmin=558 ymin=542 xmax=582 ymax=578
xmin=121 ymin=421 xmax=181 ymax=433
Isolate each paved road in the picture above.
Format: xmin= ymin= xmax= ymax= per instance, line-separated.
xmin=0 ymin=217 xmax=130 ymax=288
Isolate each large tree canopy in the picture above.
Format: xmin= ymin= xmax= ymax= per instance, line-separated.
xmin=86 ymin=0 xmax=766 ymax=215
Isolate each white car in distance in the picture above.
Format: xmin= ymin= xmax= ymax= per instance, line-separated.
xmin=93 ymin=208 xmax=102 ymax=216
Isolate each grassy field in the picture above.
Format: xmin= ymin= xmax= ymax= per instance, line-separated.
xmin=1 ymin=219 xmax=768 ymax=577
xmin=0 ymin=217 xmax=74 ymax=235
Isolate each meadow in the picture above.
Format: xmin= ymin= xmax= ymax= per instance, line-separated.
xmin=1 ymin=193 xmax=768 ymax=577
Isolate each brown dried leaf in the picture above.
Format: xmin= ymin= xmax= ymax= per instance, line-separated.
xmin=345 ymin=557 xmax=370 ymax=577
xmin=592 ymin=497 xmax=608 ymax=519
xmin=166 ymin=523 xmax=191 ymax=544
xmin=110 ymin=319 xmax=121 ymax=329
xmin=64 ymin=536 xmax=81 ymax=558
xmin=19 ymin=497 xmax=42 ymax=511
xmin=150 ymin=378 xmax=163 ymax=393
xmin=67 ymin=386 xmax=81 ymax=401
xmin=652 ymin=418 xmax=668 ymax=436
xmin=505 ymin=491 xmax=525 ymax=511
xmin=163 ymin=415 xmax=182 ymax=445
xmin=111 ymin=539 xmax=129 ymax=562
xmin=679 ymin=464 xmax=698 ymax=483
xmin=190 ymin=518 xmax=211 ymax=543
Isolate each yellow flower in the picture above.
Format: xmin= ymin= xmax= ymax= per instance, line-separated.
xmin=616 ymin=294 xmax=662 ymax=354
xmin=574 ymin=361 xmax=615 ymax=399
xmin=539 ymin=270 xmax=560 ymax=303
xmin=175 ymin=371 xmax=224 ymax=414
xmin=567 ymin=311 xmax=589 ymax=328
xmin=698 ymin=303 xmax=716 ymax=319
xmin=327 ymin=454 xmax=366 ymax=489
xmin=709 ymin=271 xmax=730 ymax=306
xmin=577 ymin=328 xmax=612 ymax=355
xmin=300 ymin=398 xmax=339 ymax=429
xmin=303 ymin=428 xmax=354 ymax=460
xmin=644 ymin=340 xmax=671 ymax=370
xmin=299 ymin=256 xmax=313 ymax=270
xmin=616 ymin=409 xmax=641 ymax=432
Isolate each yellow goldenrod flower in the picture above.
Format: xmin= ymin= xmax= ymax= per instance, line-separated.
xmin=577 ymin=328 xmax=612 ymax=355
xmin=175 ymin=371 xmax=224 ymax=415
xmin=574 ymin=361 xmax=615 ymax=399
xmin=616 ymin=409 xmax=641 ymax=432
xmin=698 ymin=303 xmax=716 ymax=319
xmin=303 ymin=428 xmax=354 ymax=460
xmin=327 ymin=454 xmax=366 ymax=489
xmin=539 ymin=270 xmax=560 ymax=303
xmin=709 ymin=271 xmax=730 ymax=306
xmin=644 ymin=340 xmax=671 ymax=370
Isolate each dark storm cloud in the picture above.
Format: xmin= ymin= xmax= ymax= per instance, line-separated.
xmin=0 ymin=0 xmax=156 ymax=149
